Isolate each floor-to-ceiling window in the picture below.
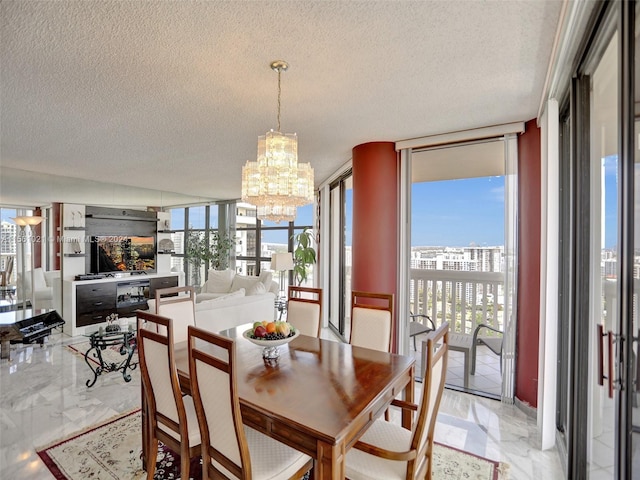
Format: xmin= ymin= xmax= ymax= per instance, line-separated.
xmin=235 ymin=202 xmax=314 ymax=294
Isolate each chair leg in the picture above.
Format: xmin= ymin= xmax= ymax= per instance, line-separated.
xmin=470 ymin=342 xmax=477 ymax=375
xmin=146 ymin=437 xmax=158 ymax=480
xmin=180 ymin=445 xmax=190 ymax=480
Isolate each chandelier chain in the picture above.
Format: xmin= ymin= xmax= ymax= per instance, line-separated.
xmin=277 ymin=67 xmax=282 ymax=132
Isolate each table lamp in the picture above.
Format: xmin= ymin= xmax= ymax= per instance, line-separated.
xmin=271 ymin=252 xmax=294 ymax=297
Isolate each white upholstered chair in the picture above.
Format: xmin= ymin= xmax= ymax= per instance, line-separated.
xmin=187 ymin=325 xmax=313 ymax=480
xmin=152 ymin=285 xmax=196 ymax=344
xmin=136 ymin=310 xmax=201 ymax=480
xmin=345 ymin=322 xmax=449 ymax=480
xmin=349 ymin=291 xmax=394 ymax=352
xmin=287 ymin=286 xmax=322 ymax=337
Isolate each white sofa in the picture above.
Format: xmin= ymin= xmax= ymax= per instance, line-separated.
xmin=149 ymin=269 xmax=278 ymax=333
xmin=195 ymin=290 xmax=276 ymax=333
xmin=197 ymin=269 xmax=279 ymax=302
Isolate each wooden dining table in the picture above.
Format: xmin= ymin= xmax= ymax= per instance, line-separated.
xmin=143 ymin=324 xmax=415 ymax=480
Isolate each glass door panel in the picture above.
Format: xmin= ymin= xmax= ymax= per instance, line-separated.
xmin=328 ymin=173 xmax=352 ymax=341
xmin=632 ymin=2 xmax=640 ymax=471
xmin=588 ymin=31 xmax=618 ymax=478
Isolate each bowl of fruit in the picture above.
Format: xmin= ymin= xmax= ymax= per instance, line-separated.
xmin=243 ymin=321 xmax=300 ymax=360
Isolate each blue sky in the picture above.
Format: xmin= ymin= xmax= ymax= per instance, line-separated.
xmin=411 ymin=177 xmax=505 ymax=247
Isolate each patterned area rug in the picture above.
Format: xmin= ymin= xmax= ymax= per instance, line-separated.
xmin=37 ymin=410 xmax=509 ymax=480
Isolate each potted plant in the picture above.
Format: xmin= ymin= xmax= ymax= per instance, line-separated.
xmin=209 ymin=231 xmax=235 ymax=270
xmin=291 ymin=228 xmax=317 ymax=286
xmin=186 ymin=231 xmax=235 ymax=286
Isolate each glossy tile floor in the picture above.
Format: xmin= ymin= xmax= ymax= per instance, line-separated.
xmin=0 ymin=328 xmax=565 ymax=479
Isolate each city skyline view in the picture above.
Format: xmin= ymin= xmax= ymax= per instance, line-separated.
xmin=1 ymin=175 xmax=507 ymax=249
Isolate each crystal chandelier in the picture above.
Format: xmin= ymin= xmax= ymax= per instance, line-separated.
xmin=241 ymin=60 xmax=314 ymax=223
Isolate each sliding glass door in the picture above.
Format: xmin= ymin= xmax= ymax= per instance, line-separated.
xmin=328 ymin=172 xmax=352 ymax=340
xmin=557 ymin=3 xmax=638 ymax=477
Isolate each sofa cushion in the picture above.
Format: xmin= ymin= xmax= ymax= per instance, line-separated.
xmin=32 ymin=268 xmax=48 ymax=291
xmin=196 ymin=288 xmax=246 ymax=311
xmin=205 ymin=269 xmax=235 ymax=293
xmin=196 ymin=292 xmax=229 ymax=303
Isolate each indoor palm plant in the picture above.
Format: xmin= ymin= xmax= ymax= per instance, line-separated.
xmin=292 ymin=228 xmax=316 ymax=286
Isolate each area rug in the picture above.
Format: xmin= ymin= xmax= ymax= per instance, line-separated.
xmin=37 ymin=410 xmax=509 ymax=479
xmin=66 ymin=339 xmax=138 ymax=368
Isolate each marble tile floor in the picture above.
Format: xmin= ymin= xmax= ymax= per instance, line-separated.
xmin=0 ymin=329 xmax=565 ymax=479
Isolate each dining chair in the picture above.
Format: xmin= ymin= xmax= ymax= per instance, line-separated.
xmin=187 ymin=325 xmax=314 ymax=480
xmin=136 ymin=310 xmax=201 ymax=480
xmin=345 ymin=321 xmax=449 ymax=480
xmin=349 ymin=291 xmax=394 ymax=352
xmin=287 ymin=286 xmax=322 ymax=337
xmin=471 ymin=323 xmax=503 ymax=375
xmin=153 ymin=285 xmax=196 ymax=344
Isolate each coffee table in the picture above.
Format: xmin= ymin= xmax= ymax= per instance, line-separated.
xmin=83 ymin=327 xmax=137 ymax=387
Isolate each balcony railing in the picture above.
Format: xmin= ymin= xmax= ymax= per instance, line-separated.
xmin=409 ymin=268 xmax=504 ymax=336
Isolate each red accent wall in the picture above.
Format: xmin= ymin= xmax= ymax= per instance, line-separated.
xmin=352 ymin=142 xmax=399 ymax=351
xmin=516 ymin=119 xmax=541 ymax=407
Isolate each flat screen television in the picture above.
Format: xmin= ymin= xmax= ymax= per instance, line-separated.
xmin=91 ymin=235 xmax=156 ymax=274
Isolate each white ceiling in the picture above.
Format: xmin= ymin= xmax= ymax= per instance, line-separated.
xmin=0 ymin=0 xmax=563 ymax=208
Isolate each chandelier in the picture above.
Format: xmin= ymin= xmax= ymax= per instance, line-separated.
xmin=241 ymin=60 xmax=314 ymax=223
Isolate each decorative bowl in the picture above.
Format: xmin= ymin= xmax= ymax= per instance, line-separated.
xmin=243 ymin=328 xmax=300 ymax=360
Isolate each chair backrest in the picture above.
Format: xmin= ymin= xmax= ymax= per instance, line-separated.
xmin=349 ymin=291 xmax=394 ymax=352
xmin=287 ymin=286 xmax=322 ymax=337
xmin=188 ymin=325 xmax=252 ymax=479
xmin=409 ymin=321 xmax=449 ymax=478
xmin=137 ymin=310 xmax=190 ymax=442
xmin=154 ymin=286 xmax=196 ymax=344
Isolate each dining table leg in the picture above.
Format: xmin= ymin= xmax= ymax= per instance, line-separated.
xmin=402 ymin=364 xmax=415 ymax=430
xmin=316 ymin=439 xmax=346 ymax=480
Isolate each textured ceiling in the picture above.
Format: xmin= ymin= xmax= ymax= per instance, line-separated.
xmin=0 ymin=0 xmax=563 ymax=208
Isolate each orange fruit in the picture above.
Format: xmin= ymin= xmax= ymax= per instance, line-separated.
xmin=266 ymin=322 xmax=277 ymax=334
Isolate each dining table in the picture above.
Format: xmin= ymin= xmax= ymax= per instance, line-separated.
xmin=143 ymin=323 xmax=415 ymax=480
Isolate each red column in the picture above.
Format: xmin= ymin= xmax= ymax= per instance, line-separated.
xmin=352 ymin=142 xmax=399 ymax=351
xmin=516 ymin=119 xmax=541 ymax=407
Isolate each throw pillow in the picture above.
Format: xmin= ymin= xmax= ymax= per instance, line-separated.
xmin=246 ymin=281 xmax=266 ymax=296
xmin=258 ymin=271 xmax=273 ymax=291
xmin=230 ymin=274 xmax=260 ymax=293
xmin=205 ymin=269 xmax=235 ymax=293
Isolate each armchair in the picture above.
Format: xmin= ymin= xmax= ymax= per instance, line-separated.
xmin=471 ymin=323 xmax=503 ymax=375
xmin=408 ymin=313 xmax=435 ymax=351
xmin=17 ymin=268 xmax=60 ymax=310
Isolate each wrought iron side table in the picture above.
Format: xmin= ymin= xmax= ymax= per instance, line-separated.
xmin=84 ymin=327 xmax=137 ymax=387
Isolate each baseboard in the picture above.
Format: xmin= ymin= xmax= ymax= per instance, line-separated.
xmin=515 ymin=397 xmax=537 ymax=419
